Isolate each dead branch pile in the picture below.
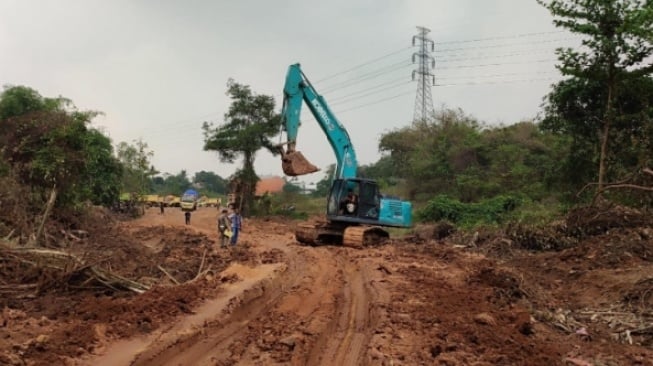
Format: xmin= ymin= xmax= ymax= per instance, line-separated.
xmin=0 ymin=244 xmax=149 ymax=296
xmin=566 ymin=204 xmax=652 ymax=237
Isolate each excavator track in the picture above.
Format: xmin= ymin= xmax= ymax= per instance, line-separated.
xmin=342 ymin=226 xmax=389 ymax=248
xmin=295 ymin=223 xmax=319 ymax=245
xmin=294 ymin=222 xmax=389 ymax=248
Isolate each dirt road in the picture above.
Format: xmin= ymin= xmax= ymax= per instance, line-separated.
xmin=88 ymin=208 xmax=387 ymax=366
xmin=3 ymin=206 xmax=653 ymax=365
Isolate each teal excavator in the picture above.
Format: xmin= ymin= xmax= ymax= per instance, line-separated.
xmin=279 ymin=64 xmax=412 ymax=247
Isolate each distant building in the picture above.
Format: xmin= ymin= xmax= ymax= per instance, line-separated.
xmin=255 ymin=176 xmax=285 ymax=196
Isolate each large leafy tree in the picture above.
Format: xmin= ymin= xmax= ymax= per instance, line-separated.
xmin=0 ymin=85 xmax=122 ymax=208
xmin=538 ymin=0 xmax=653 ymax=198
xmin=203 ymin=79 xmax=281 ymax=213
xmin=380 ymin=108 xmax=484 ymax=201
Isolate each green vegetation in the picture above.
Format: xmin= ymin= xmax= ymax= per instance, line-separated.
xmin=202 ymin=79 xmax=282 ymax=214
xmin=539 ymin=0 xmax=653 ymax=200
xmin=0 ymin=85 xmax=122 ymax=209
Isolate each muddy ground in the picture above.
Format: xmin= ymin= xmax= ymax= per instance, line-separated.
xmin=1 ymin=206 xmax=653 ymax=365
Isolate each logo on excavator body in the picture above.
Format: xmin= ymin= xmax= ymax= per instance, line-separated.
xmin=311 ymin=99 xmax=335 ymax=131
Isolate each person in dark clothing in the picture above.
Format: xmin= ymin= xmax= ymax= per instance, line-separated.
xmin=160 ymin=201 xmax=165 ymax=215
xmin=184 ymin=211 xmax=191 ymax=225
xmin=229 ymin=207 xmax=242 ymax=246
xmin=217 ymin=209 xmax=232 ymax=248
xmin=339 ymin=189 xmax=358 ymax=215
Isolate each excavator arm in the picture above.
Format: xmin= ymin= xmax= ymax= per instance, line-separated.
xmin=280 ymin=63 xmax=358 ymax=179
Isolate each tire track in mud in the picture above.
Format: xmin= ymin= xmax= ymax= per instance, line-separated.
xmin=128 ymin=247 xmax=378 ymax=365
xmin=307 ymin=254 xmax=373 ymax=366
xmin=95 ymin=210 xmax=381 ymax=365
xmin=129 ymin=238 xmax=307 ymax=366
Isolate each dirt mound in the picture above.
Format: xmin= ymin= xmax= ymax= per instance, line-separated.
xmin=0 ymin=211 xmax=262 ymax=365
xmin=566 ymin=204 xmax=652 ymax=237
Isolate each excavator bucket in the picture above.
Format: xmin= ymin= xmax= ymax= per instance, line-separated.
xmin=282 ymin=151 xmax=319 ymax=176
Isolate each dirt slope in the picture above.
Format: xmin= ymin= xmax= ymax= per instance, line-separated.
xmin=2 ymin=207 xmax=653 ymax=365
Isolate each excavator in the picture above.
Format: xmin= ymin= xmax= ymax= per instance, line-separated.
xmin=279 ymin=63 xmax=412 ymax=247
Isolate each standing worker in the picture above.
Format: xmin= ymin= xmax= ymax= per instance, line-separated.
xmin=217 ymin=209 xmax=232 ymax=248
xmin=185 ymin=211 xmax=191 ymax=225
xmin=160 ymin=201 xmax=165 ymax=215
xmin=229 ymin=207 xmax=242 ymax=246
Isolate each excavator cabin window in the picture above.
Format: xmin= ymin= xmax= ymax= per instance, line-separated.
xmin=327 ymin=179 xmax=379 ymax=220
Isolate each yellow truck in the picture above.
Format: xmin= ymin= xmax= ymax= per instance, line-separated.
xmin=198 ymin=197 xmax=221 ymax=207
xmin=144 ymin=194 xmax=161 ymax=207
xmin=180 ymin=189 xmax=199 ymax=212
xmin=165 ymin=195 xmax=180 ymax=207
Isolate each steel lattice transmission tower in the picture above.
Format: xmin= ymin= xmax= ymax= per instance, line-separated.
xmin=412 ymin=26 xmax=435 ymax=124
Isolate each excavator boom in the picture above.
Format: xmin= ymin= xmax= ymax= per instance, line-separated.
xmin=280 ymin=64 xmax=357 ymax=179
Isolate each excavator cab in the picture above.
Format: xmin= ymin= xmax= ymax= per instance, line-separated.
xmin=327 ymin=179 xmax=380 ymax=221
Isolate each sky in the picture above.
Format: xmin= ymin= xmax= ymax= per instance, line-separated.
xmin=0 ymin=0 xmax=580 ymax=187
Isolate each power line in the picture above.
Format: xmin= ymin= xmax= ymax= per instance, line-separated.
xmin=436 ymin=49 xmax=553 ymax=63
xmin=314 ymin=46 xmax=415 ymax=83
xmin=435 ymin=37 xmax=579 ymax=53
xmin=336 ymin=90 xmax=415 ymax=114
xmin=129 ymin=110 xmax=222 ymax=136
xmin=434 ymin=30 xmax=566 ymax=45
xmin=330 ymin=81 xmax=413 ymax=106
xmin=437 ymin=58 xmax=557 ymax=70
xmin=325 ymin=76 xmax=408 ymax=100
xmin=437 ymin=70 xmax=559 ymax=80
xmin=434 ymin=77 xmax=562 ymax=87
xmin=320 ymin=60 xmax=413 ymax=93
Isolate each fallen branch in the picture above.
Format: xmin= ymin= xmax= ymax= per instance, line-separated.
xmin=157 ymin=265 xmax=180 ymax=285
xmin=191 ymin=265 xmax=213 ymax=283
xmin=4 ymin=229 xmax=15 ymax=240
xmin=631 ymin=325 xmax=653 ymax=335
xmin=31 ymin=185 xmax=57 ymax=247
xmin=196 ymin=248 xmax=207 ymax=279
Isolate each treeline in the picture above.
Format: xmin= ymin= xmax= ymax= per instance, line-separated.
xmin=149 ymin=170 xmax=229 ymax=197
xmin=0 ymin=86 xmax=230 ymax=239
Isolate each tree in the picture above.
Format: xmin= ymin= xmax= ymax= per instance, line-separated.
xmin=162 ymin=170 xmax=192 ymax=195
xmin=0 ymin=85 xmax=121 ymax=208
xmin=312 ymin=164 xmax=335 ymax=197
xmin=116 ymin=139 xmax=156 ymax=197
xmin=203 ymin=79 xmax=281 ymax=213
xmin=283 ymin=178 xmax=303 ymax=194
xmin=193 ymin=170 xmax=227 ymax=195
xmin=379 ymin=108 xmax=483 ymax=201
xmin=377 ymin=107 xmax=567 ymax=203
xmin=541 ymin=76 xmax=653 ymax=200
xmin=0 ymin=85 xmax=66 ymax=120
xmin=538 ymin=0 xmax=653 ymax=198
xmin=82 ymin=129 xmax=123 ymax=206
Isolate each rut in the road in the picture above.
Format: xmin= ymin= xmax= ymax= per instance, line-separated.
xmin=129 ymin=243 xmax=379 ymax=366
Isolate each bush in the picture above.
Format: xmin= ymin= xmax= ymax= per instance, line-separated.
xmin=417 ymin=194 xmax=520 ymax=228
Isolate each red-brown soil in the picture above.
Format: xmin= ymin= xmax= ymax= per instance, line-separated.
xmin=1 ymin=207 xmax=653 ymax=365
